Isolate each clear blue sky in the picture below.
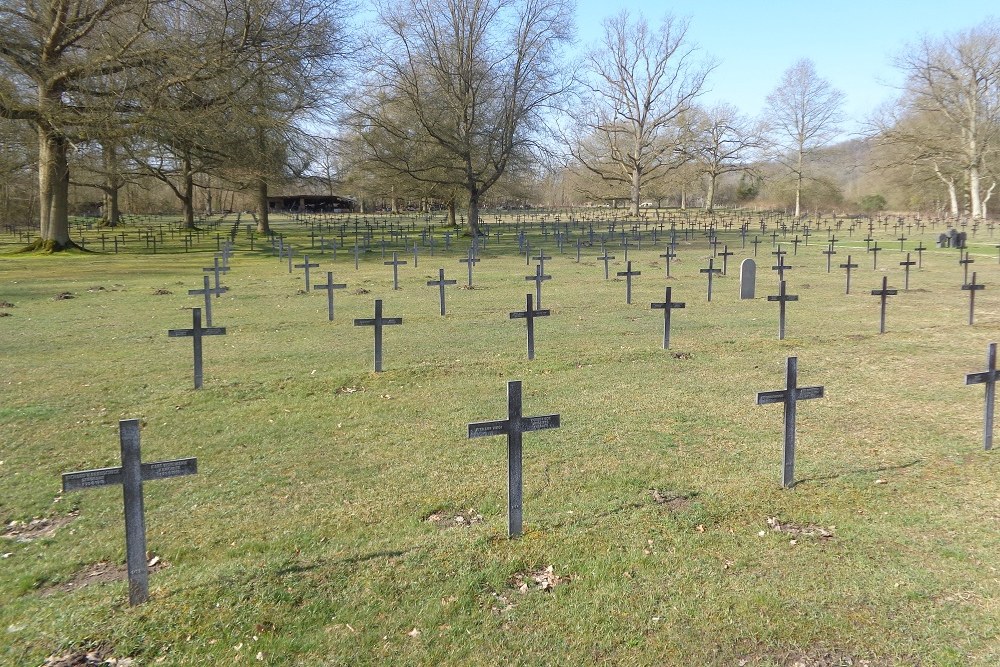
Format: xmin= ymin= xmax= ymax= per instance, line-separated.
xmin=573 ymin=0 xmax=998 ymax=130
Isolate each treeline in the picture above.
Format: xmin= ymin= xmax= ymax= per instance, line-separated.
xmin=1 ymin=1 xmax=998 ymax=249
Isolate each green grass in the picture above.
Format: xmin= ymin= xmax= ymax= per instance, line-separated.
xmin=1 ymin=213 xmax=998 ymax=665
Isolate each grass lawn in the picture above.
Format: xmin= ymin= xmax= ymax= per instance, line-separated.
xmin=1 ymin=212 xmax=997 ymax=665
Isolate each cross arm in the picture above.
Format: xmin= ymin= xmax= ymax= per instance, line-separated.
xmin=966 ymin=370 xmax=998 ymax=385
xmin=521 ymin=414 xmax=560 ymax=432
xmin=468 ymin=419 xmax=509 ymax=438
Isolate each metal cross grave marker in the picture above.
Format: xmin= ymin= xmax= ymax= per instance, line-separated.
xmin=870 ymin=276 xmax=898 ymax=334
xmin=167 ymin=308 xmax=226 ymax=389
xmin=61 ymin=419 xmax=197 ymax=605
xmin=509 ymin=293 xmax=550 ymax=360
xmin=767 ymin=280 xmax=799 ymax=340
xmin=962 ymin=271 xmax=985 ymax=325
xmin=467 ymin=380 xmax=560 ymax=538
xmin=187 ymin=275 xmax=226 ymax=326
xmin=756 ymin=356 xmax=824 ymax=488
xmin=427 ymin=268 xmax=458 ymax=316
xmin=650 ymin=286 xmax=685 ymax=349
xmin=353 ymin=299 xmax=403 ymax=372
xmin=965 ymin=342 xmax=998 ymax=450
xmin=315 ymin=271 xmax=347 ymax=321
xmin=616 ymin=261 xmax=641 ymax=304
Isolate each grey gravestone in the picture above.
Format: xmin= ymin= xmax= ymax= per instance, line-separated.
xmin=467 ymin=380 xmax=560 ymax=538
xmin=62 ymin=419 xmax=197 ymax=605
xmin=739 ymin=259 xmax=756 ymax=299
xmin=756 ymin=356 xmax=824 ymax=488
xmin=965 ymin=342 xmax=998 ymax=450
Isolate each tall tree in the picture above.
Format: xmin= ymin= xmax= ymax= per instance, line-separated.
xmin=352 ymin=0 xmax=573 ymax=236
xmin=894 ymin=20 xmax=1000 ymax=218
xmin=571 ymin=11 xmax=713 ymax=216
xmin=764 ymin=59 xmax=845 ymax=218
xmin=0 ymin=0 xmax=167 ymax=249
xmin=687 ymin=102 xmax=763 ymax=211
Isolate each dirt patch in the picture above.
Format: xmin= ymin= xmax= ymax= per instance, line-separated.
xmin=738 ymin=648 xmax=884 ymax=666
xmin=54 ymin=292 xmax=75 ymax=300
xmin=2 ymin=512 xmax=78 ymax=543
xmin=40 ymin=557 xmax=167 ymax=596
xmin=510 ymin=565 xmax=569 ymax=594
xmin=459 ymin=285 xmax=478 ymax=290
xmin=86 ymin=286 xmax=105 ymax=292
xmin=0 ymin=312 xmax=11 ymax=317
xmin=151 ymin=288 xmax=172 ymax=295
xmin=0 ymin=301 xmax=13 ymax=308
xmin=671 ymin=352 xmax=692 ymax=360
xmin=765 ymin=516 xmax=835 ymax=540
xmin=649 ymin=489 xmax=696 ymax=512
xmin=42 ymin=645 xmax=135 ymax=666
xmin=353 ymin=288 xmax=370 ymax=295
xmin=425 ymin=508 xmax=483 ymax=529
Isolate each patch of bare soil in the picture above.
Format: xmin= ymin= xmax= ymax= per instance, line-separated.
xmin=2 ymin=512 xmax=77 ymax=543
xmin=40 ymin=557 xmax=166 ymax=596
xmin=510 ymin=565 xmax=570 ymax=594
xmin=151 ymin=288 xmax=172 ymax=295
xmin=671 ymin=352 xmax=693 ymax=360
xmin=765 ymin=516 xmax=835 ymax=540
xmin=42 ymin=645 xmax=135 ymax=666
xmin=0 ymin=301 xmax=13 ymax=307
xmin=0 ymin=312 xmax=11 ymax=317
xmin=353 ymin=288 xmax=370 ymax=295
xmin=739 ymin=648 xmax=887 ymax=666
xmin=425 ymin=508 xmax=483 ymax=529
xmin=54 ymin=292 xmax=75 ymax=300
xmin=649 ymin=489 xmax=695 ymax=512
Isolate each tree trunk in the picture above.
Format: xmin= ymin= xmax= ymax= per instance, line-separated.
xmin=794 ymin=148 xmax=803 ymax=218
xmin=934 ymin=164 xmax=959 ymax=217
xmin=467 ymin=190 xmax=481 ymax=236
xmin=680 ymin=188 xmax=686 ymax=210
xmin=36 ymin=126 xmax=72 ymax=249
xmin=102 ymin=143 xmax=122 ymax=227
xmin=969 ymin=163 xmax=983 ymax=219
xmin=256 ymin=179 xmax=270 ymax=234
xmin=630 ymin=166 xmax=641 ymax=216
xmin=705 ymin=174 xmax=717 ymax=211
xmin=181 ymin=153 xmax=196 ymax=229
xmin=447 ymin=198 xmax=456 ymax=226
xmin=205 ymin=176 xmax=213 ymax=216
xmin=982 ymin=181 xmax=996 ymax=218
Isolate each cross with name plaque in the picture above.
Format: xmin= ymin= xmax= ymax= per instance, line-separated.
xmin=315 ymin=271 xmax=347 ymax=321
xmin=187 ymin=275 xmax=226 ymax=326
xmin=61 ymin=419 xmax=197 ymax=605
xmin=616 ymin=261 xmax=641 ymax=304
xmin=961 ymin=271 xmax=985 ymax=325
xmin=167 ymin=308 xmax=226 ymax=389
xmin=650 ymin=286 xmax=685 ymax=349
xmin=756 ymin=356 xmax=824 ymax=488
xmin=294 ymin=255 xmax=320 ymax=292
xmin=965 ymin=342 xmax=998 ymax=450
xmin=509 ymin=293 xmax=550 ymax=360
xmin=870 ymin=276 xmax=898 ymax=334
xmin=353 ymin=299 xmax=403 ymax=372
xmin=467 ymin=380 xmax=560 ymax=538
xmin=899 ymin=253 xmax=917 ymax=291
xmin=427 ymin=268 xmax=457 ymax=316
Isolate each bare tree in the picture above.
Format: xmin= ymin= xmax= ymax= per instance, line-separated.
xmin=687 ymin=102 xmax=763 ymax=211
xmin=570 ymin=11 xmax=713 ymax=216
xmin=351 ymin=0 xmax=573 ymax=236
xmin=764 ymin=58 xmax=845 ymax=218
xmin=895 ymin=20 xmax=1000 ymax=218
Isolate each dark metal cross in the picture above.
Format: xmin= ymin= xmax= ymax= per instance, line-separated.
xmin=62 ymin=419 xmax=197 ymax=605
xmin=772 ymin=254 xmax=793 ymax=283
xmin=598 ymin=247 xmax=616 ymax=279
xmin=700 ymin=258 xmax=722 ymax=302
xmin=427 ymin=268 xmax=457 ymax=316
xmin=822 ymin=242 xmax=836 ymax=273
xmin=294 ymin=255 xmax=320 ymax=292
xmin=616 ymin=260 xmax=641 ymax=304
xmin=756 ymin=356 xmax=824 ymax=488
xmin=384 ymin=251 xmax=408 ymax=290
xmin=509 ymin=293 xmax=550 ymax=360
xmin=899 ymin=253 xmax=916 ymax=291
xmin=188 ymin=275 xmax=226 ymax=326
xmin=459 ymin=247 xmax=479 ymax=287
xmin=870 ymin=276 xmax=898 ymax=334
xmin=751 ymin=236 xmax=761 ymax=256
xmin=525 ymin=264 xmax=552 ymax=308
xmin=965 ymin=342 xmax=998 ymax=450
xmin=467 ymin=380 xmax=560 ymax=538
xmin=202 ymin=256 xmax=229 ymax=297
xmin=167 ymin=308 xmax=226 ymax=389
xmin=659 ymin=248 xmax=676 ymax=277
xmin=960 ymin=251 xmax=975 ymax=285
xmin=315 ymin=271 xmax=347 ymax=321
xmin=767 ymin=280 xmax=799 ymax=340
xmin=839 ymin=255 xmax=858 ymax=294
xmin=353 ymin=299 xmax=403 ymax=372
xmin=961 ymin=271 xmax=985 ymax=325
xmin=650 ymin=286 xmax=685 ymax=349
xmin=719 ymin=245 xmax=734 ymax=275
xmin=869 ymin=241 xmax=881 ymax=269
